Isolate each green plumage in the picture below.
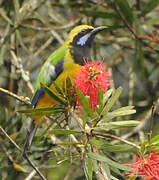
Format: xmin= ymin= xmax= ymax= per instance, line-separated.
xmin=24 ymin=25 xmax=107 ymax=152
xmin=33 ymin=46 xmax=68 ymax=98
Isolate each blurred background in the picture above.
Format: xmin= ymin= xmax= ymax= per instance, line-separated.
xmin=0 ymin=0 xmax=159 ymax=179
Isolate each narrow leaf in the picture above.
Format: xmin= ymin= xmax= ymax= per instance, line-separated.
xmin=99 ymin=120 xmax=140 ymax=129
xmin=13 ymin=163 xmax=27 ymax=173
xmin=102 ymin=109 xmax=136 ymax=121
xmin=115 ymin=0 xmax=134 ymax=25
xmin=128 ymin=176 xmax=136 ymax=180
xmin=90 ymin=139 xmax=135 ymax=153
xmin=18 ymin=107 xmax=63 ymax=116
xmin=83 ymin=157 xmax=93 ymax=180
xmin=53 ymin=82 xmax=64 ymax=96
xmin=102 ymin=163 xmax=111 ymax=180
xmin=48 ymin=129 xmax=81 ymax=135
xmin=140 ymin=0 xmax=159 ymax=17
xmin=88 ymin=152 xmax=132 ymax=171
xmin=75 ymin=87 xmax=94 ymax=118
xmin=103 ymin=89 xmax=113 ymax=104
xmin=140 ymin=141 xmax=147 ymax=154
xmin=150 ymin=135 xmax=159 ymax=145
xmin=40 ymin=83 xmax=67 ymax=104
xmin=113 ymin=106 xmax=134 ymax=111
xmin=57 ymin=142 xmax=81 ymax=146
xmin=102 ymin=87 xmax=123 ymax=115
xmin=81 ymin=9 xmax=119 ymax=19
xmin=97 ymin=88 xmax=104 ymax=113
xmin=66 ymin=76 xmax=72 ymax=89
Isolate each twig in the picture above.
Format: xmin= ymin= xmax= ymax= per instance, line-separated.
xmin=23 ymin=154 xmax=46 ymax=180
xmin=25 ymin=170 xmax=36 ymax=180
xmin=93 ymin=131 xmax=140 ymax=150
xmin=121 ymin=97 xmax=159 ymax=140
xmin=0 ymin=87 xmax=31 ymax=105
xmin=0 ymin=127 xmax=21 ymax=151
xmin=21 ymin=18 xmax=80 ymax=31
xmin=113 ymin=1 xmax=159 ymax=54
xmin=93 ymin=148 xmax=109 ymax=180
xmin=50 ymin=30 xmax=64 ymax=45
xmin=0 ymin=126 xmax=46 ymax=180
xmin=10 ymin=50 xmax=34 ymax=93
xmin=33 ymin=36 xmax=54 ymax=58
xmin=69 ymin=109 xmax=109 ymax=179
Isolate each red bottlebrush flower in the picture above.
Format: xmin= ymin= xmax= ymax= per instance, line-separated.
xmin=75 ymin=58 xmax=111 ymax=111
xmin=127 ymin=152 xmax=159 ymax=180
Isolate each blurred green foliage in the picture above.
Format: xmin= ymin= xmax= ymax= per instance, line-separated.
xmin=0 ymin=0 xmax=159 ymax=179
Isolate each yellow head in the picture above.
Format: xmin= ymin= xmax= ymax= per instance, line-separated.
xmin=65 ymin=24 xmax=107 ymax=65
xmin=66 ymin=25 xmax=94 ymax=44
xmin=65 ymin=25 xmax=107 ymax=46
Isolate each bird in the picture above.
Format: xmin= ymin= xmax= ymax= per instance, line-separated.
xmin=24 ymin=24 xmax=107 ymax=152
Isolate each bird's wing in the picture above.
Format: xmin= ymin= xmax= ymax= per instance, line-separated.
xmin=31 ymin=46 xmax=68 ymax=108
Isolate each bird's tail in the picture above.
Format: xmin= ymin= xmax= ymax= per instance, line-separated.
xmin=23 ymin=120 xmax=37 ymax=153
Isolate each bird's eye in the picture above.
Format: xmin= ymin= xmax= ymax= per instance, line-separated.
xmin=81 ymin=29 xmax=86 ymax=33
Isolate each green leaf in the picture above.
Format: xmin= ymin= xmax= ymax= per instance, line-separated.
xmin=13 ymin=163 xmax=27 ymax=173
xmin=99 ymin=120 xmax=140 ymax=129
xmin=102 ymin=109 xmax=136 ymax=121
xmin=150 ymin=135 xmax=159 ymax=145
xmin=65 ymin=77 xmax=75 ymax=105
xmin=110 ymin=166 xmax=121 ymax=178
xmin=97 ymin=88 xmax=104 ymax=113
xmin=40 ymin=83 xmax=67 ymax=105
xmin=53 ymin=82 xmax=64 ymax=96
xmin=128 ymin=176 xmax=136 ymax=180
xmin=75 ymin=87 xmax=94 ymax=118
xmin=115 ymin=0 xmax=134 ymax=25
xmin=48 ymin=129 xmax=81 ymax=135
xmin=18 ymin=107 xmax=63 ymax=116
xmin=140 ymin=141 xmax=147 ymax=154
xmin=103 ymin=89 xmax=113 ymax=104
xmin=83 ymin=157 xmax=93 ymax=180
xmin=102 ymin=163 xmax=111 ymax=180
xmin=81 ymin=9 xmax=119 ymax=19
xmin=66 ymin=76 xmax=72 ymax=89
xmin=151 ymin=145 xmax=159 ymax=151
xmin=113 ymin=106 xmax=134 ymax=111
xmin=57 ymin=142 xmax=81 ymax=146
xmin=111 ymin=175 xmax=120 ymax=180
xmin=102 ymin=87 xmax=123 ymax=115
xmin=140 ymin=0 xmax=159 ymax=17
xmin=88 ymin=152 xmax=132 ymax=171
xmin=90 ymin=139 xmax=135 ymax=153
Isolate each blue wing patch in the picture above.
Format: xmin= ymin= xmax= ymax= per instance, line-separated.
xmin=31 ymin=60 xmax=64 ymax=108
xmin=31 ymin=88 xmax=44 ymax=108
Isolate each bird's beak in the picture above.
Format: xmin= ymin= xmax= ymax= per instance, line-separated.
xmin=90 ymin=26 xmax=107 ymax=36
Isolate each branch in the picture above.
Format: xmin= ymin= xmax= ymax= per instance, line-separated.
xmin=93 ymin=131 xmax=140 ymax=150
xmin=69 ymin=109 xmax=110 ymax=180
xmin=121 ymin=97 xmax=159 ymax=140
xmin=0 ymin=87 xmax=31 ymax=105
xmin=113 ymin=1 xmax=159 ymax=54
xmin=10 ymin=50 xmax=34 ymax=94
xmin=0 ymin=126 xmax=46 ymax=180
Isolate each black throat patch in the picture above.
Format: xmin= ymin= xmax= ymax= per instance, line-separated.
xmin=69 ymin=29 xmax=94 ymax=66
xmin=70 ymin=46 xmax=92 ymax=66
